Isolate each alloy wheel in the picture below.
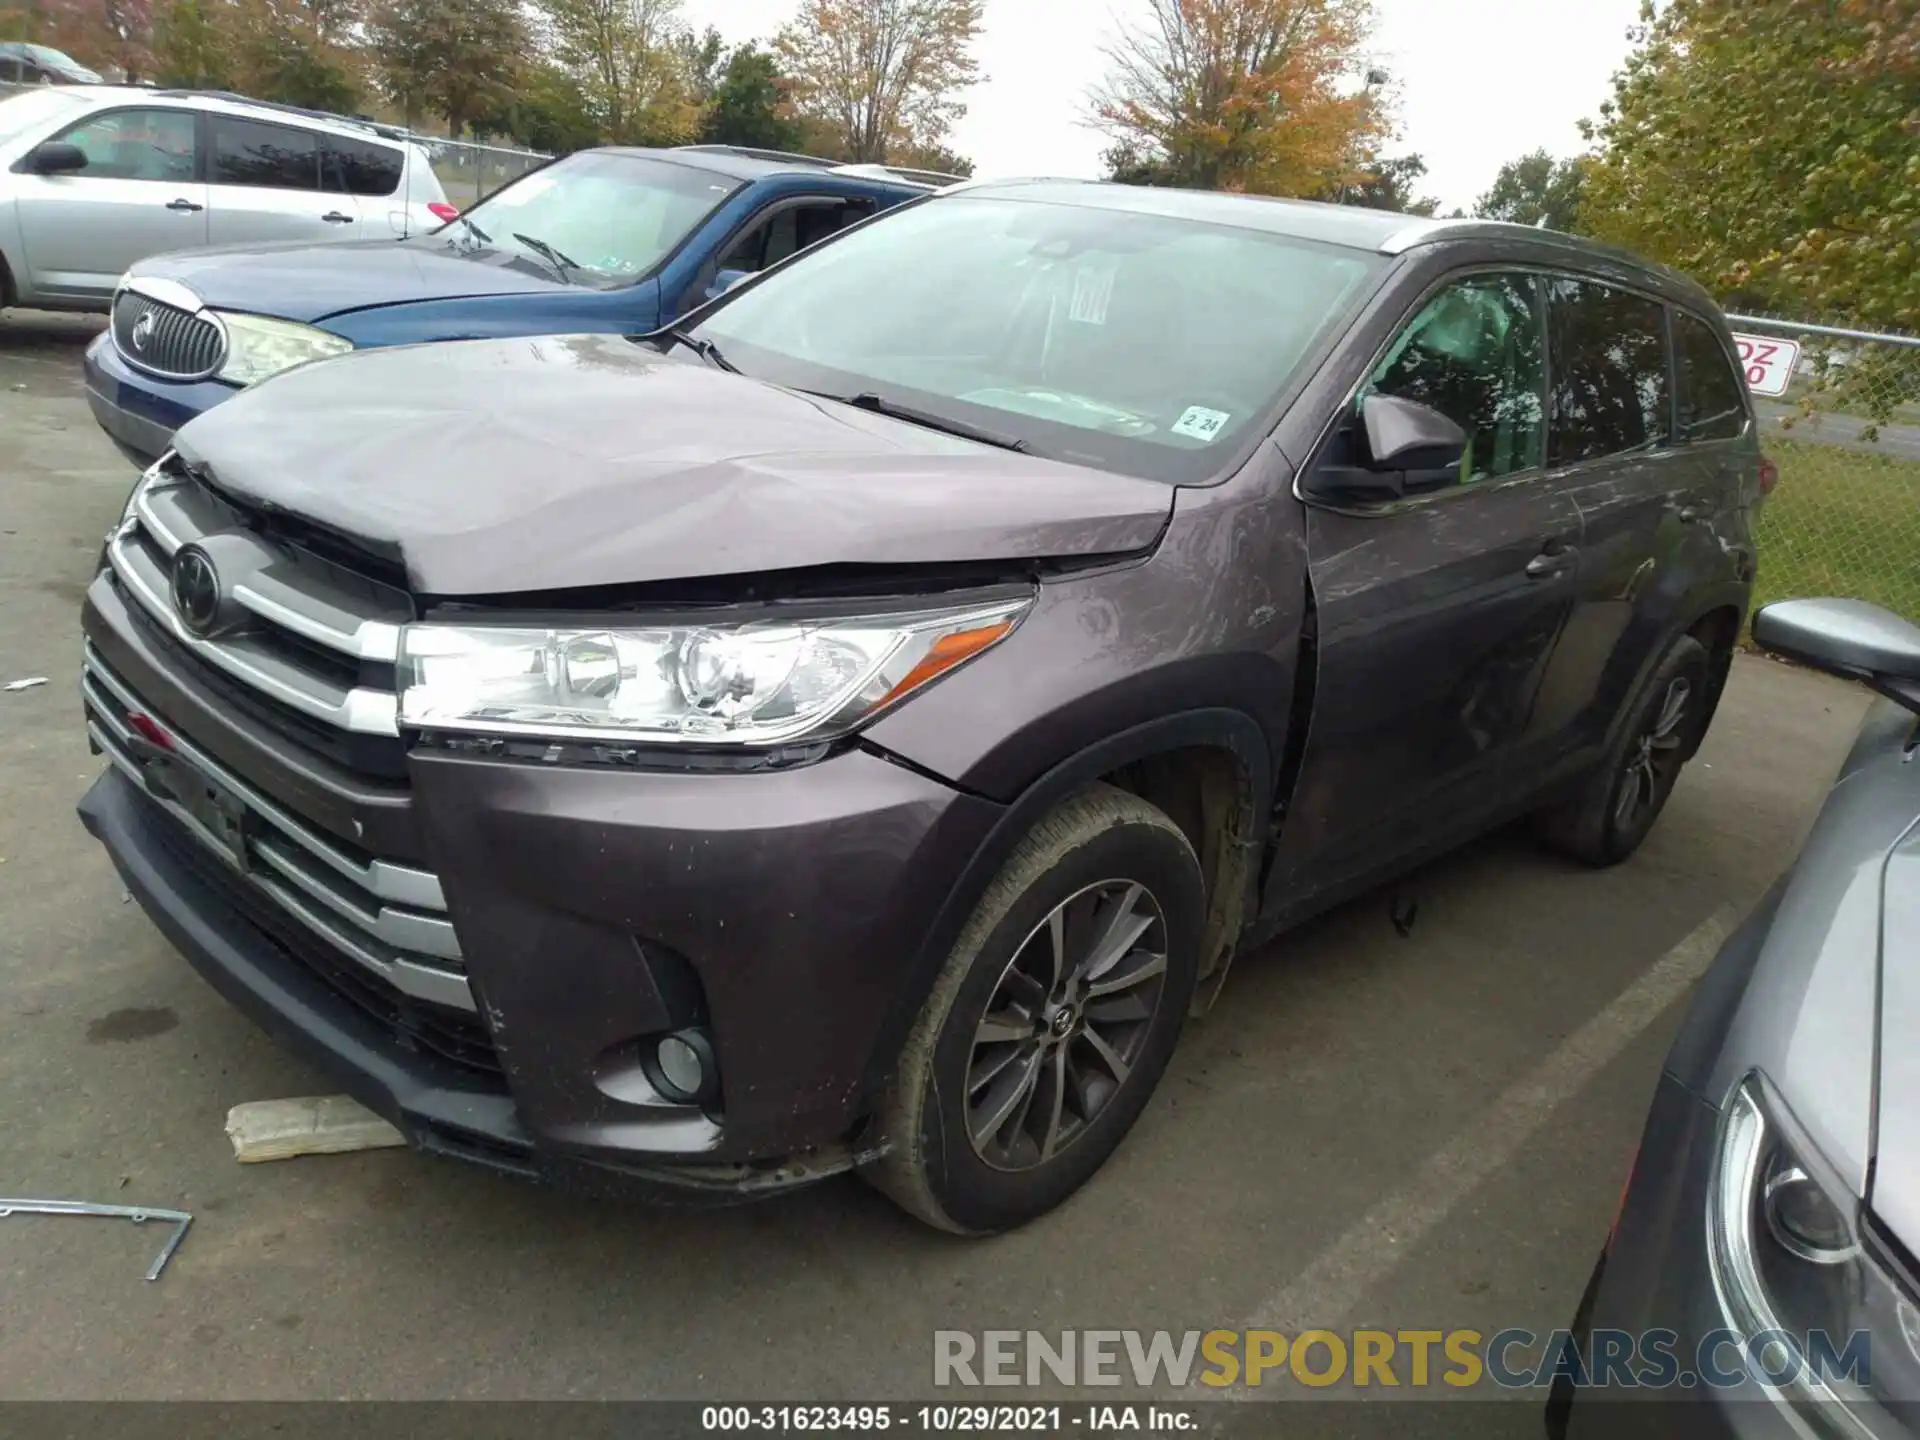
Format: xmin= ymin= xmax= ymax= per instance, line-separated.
xmin=1614 ymin=676 xmax=1693 ymax=832
xmin=965 ymin=880 xmax=1170 ymax=1172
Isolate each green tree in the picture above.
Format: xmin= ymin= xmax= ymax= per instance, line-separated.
xmin=365 ymin=0 xmax=525 ymax=136
xmin=1582 ymin=0 xmax=1920 ymax=328
xmin=484 ymin=58 xmax=601 ymax=153
xmin=1473 ymin=148 xmax=1586 ymax=231
xmin=775 ymin=0 xmax=984 ymax=164
xmin=152 ymin=0 xmax=233 ymax=87
xmin=1091 ymin=0 xmax=1389 ymax=196
xmin=233 ymin=0 xmax=359 ymax=110
xmin=675 ymin=21 xmax=725 ymax=103
xmin=702 ymin=43 xmax=803 ymax=150
xmin=1340 ymin=152 xmax=1440 ymax=214
xmin=539 ymin=0 xmax=698 ymax=145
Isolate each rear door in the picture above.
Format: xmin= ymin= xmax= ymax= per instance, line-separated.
xmin=205 ymin=115 xmax=361 ymax=246
xmin=1267 ymin=269 xmax=1585 ymax=904
xmin=1525 ymin=277 xmax=1704 ymax=755
xmin=322 ymin=132 xmax=409 ymax=237
xmin=14 ymin=105 xmax=206 ymax=299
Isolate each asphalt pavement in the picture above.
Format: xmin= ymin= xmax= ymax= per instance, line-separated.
xmin=0 ymin=308 xmax=1876 ymax=1405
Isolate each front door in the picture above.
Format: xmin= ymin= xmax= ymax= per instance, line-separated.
xmin=15 ymin=106 xmax=206 ymax=300
xmin=1266 ymin=270 xmax=1584 ymax=909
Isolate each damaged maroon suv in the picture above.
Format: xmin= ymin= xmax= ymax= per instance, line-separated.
xmin=77 ymin=181 xmax=1764 ymax=1231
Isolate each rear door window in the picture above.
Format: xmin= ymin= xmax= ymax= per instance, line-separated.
xmin=325 ymin=137 xmax=403 ymax=197
xmin=1674 ymin=310 xmax=1750 ymax=442
xmin=1546 ymin=278 xmax=1673 ymax=465
xmin=211 ymin=117 xmax=322 ymax=191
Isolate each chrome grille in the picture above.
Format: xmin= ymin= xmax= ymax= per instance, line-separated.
xmin=106 ymin=460 xmax=407 ymax=744
xmin=83 ymin=645 xmax=473 ymax=1014
xmin=112 ymin=290 xmax=227 ymax=381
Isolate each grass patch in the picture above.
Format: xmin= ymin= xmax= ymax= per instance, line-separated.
xmin=1753 ymin=437 xmax=1920 ymax=620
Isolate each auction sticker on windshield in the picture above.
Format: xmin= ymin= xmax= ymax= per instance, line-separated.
xmin=1730 ymin=333 xmax=1801 ymax=397
xmin=1170 ymin=406 xmax=1231 ymax=442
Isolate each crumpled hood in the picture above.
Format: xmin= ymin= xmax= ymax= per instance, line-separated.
xmin=169 ymin=332 xmax=1175 ymax=596
xmin=132 ymin=236 xmax=569 ymax=325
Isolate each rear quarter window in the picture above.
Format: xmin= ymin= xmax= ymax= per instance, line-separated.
xmin=1675 ymin=310 xmax=1751 ymax=442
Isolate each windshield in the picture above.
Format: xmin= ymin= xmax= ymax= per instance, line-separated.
xmin=0 ymin=87 xmax=91 ymax=148
xmin=454 ymin=153 xmax=743 ymax=289
xmin=694 ymin=195 xmax=1381 ymax=482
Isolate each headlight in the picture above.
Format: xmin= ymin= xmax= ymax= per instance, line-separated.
xmin=213 ymin=312 xmax=352 ymax=386
xmin=398 ymin=597 xmax=1029 ymax=746
xmin=1709 ymin=1074 xmax=1911 ymax=1428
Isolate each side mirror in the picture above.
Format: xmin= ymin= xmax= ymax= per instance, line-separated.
xmin=26 ymin=141 xmax=87 ymax=175
xmin=1304 ymin=394 xmax=1467 ymax=502
xmin=1752 ymin=598 xmax=1920 ymax=715
xmin=705 ymin=268 xmax=751 ymax=302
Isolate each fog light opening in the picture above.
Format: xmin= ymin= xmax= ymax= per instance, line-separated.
xmin=645 ymin=1028 xmax=719 ymax=1107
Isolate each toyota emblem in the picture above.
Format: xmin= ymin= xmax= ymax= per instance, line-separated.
xmin=130 ymin=310 xmax=155 ymax=352
xmin=170 ymin=546 xmax=221 ymax=637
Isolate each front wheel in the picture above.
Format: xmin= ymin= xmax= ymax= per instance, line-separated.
xmin=866 ymin=784 xmax=1205 ymax=1233
xmin=1536 ymin=633 xmax=1711 ymax=867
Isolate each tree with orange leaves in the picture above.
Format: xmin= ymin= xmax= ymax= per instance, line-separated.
xmin=1090 ymin=0 xmax=1390 ymax=197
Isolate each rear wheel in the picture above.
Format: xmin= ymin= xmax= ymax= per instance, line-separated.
xmin=867 ymin=784 xmax=1204 ymax=1233
xmin=1537 ymin=633 xmax=1710 ymax=866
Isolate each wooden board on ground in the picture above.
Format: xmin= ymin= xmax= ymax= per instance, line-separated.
xmin=226 ymin=1096 xmax=406 ymax=1163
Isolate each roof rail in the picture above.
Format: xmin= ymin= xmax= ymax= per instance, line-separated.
xmin=829 ymin=161 xmax=962 ymax=187
xmin=673 ymin=143 xmax=838 ymax=170
xmin=146 ymin=89 xmax=415 ymax=142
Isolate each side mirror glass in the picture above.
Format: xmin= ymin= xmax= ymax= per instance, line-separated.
xmin=705 ymin=268 xmax=751 ymax=302
xmin=27 ymin=141 xmax=88 ymax=175
xmin=1752 ymin=599 xmax=1920 ymax=706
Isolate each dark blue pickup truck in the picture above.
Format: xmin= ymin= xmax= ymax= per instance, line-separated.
xmin=84 ymin=143 xmax=947 ymax=466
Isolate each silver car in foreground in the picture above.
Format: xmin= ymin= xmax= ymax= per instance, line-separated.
xmin=0 ymin=85 xmax=454 ymax=312
xmin=1553 ymin=597 xmax=1920 ymax=1436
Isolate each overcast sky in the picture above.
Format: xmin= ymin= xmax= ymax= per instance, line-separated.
xmin=680 ymin=0 xmax=1644 ymax=211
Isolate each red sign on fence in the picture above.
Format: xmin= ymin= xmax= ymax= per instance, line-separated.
xmin=1730 ymin=333 xmax=1802 ymax=398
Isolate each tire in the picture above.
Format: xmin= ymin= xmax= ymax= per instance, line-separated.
xmin=866 ymin=784 xmax=1205 ymax=1234
xmin=1536 ymin=633 xmax=1711 ymax=867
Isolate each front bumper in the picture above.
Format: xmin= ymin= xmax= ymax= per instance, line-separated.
xmin=79 ymin=572 xmax=1006 ymax=1197
xmin=83 ymin=330 xmax=237 ymax=469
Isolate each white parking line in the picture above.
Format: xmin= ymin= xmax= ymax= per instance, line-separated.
xmin=1231 ymin=903 xmax=1740 ymax=1383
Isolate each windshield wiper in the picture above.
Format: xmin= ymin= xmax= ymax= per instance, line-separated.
xmin=828 ymin=391 xmax=1030 ymax=454
xmin=512 ymin=232 xmax=579 ymax=280
xmin=660 ymin=327 xmax=739 ymax=374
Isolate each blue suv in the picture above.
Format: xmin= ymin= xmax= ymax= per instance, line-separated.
xmin=84 ymin=144 xmax=947 ymax=466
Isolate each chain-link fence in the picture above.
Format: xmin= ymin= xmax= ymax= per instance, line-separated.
xmin=1728 ymin=310 xmax=1920 ymax=623
xmin=422 ymin=136 xmax=550 ymax=210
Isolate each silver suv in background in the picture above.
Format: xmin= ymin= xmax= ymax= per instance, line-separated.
xmin=0 ymin=86 xmax=455 ymax=312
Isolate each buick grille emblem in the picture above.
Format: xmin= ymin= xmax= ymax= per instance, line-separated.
xmin=130 ymin=310 xmax=155 ymax=352
xmin=170 ymin=546 xmax=221 ymax=637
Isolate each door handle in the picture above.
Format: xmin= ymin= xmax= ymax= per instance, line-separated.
xmin=1525 ymin=546 xmax=1577 ymax=580
xmin=321 ymin=211 xmax=355 ymax=224
xmin=165 ymin=197 xmax=203 ymax=212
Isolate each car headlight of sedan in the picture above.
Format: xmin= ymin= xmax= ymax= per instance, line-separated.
xmin=1708 ymin=1074 xmax=1915 ymax=1430
xmin=398 ymin=597 xmax=1030 ymax=747
xmin=213 ymin=312 xmax=353 ymax=386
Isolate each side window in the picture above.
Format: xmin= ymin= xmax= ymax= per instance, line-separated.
xmin=719 ymin=200 xmax=871 ymax=275
xmin=211 ymin=118 xmax=321 ymax=191
xmin=1674 ymin=311 xmax=1750 ymax=442
xmin=49 ymin=108 xmax=196 ymax=183
xmin=325 ymin=137 xmax=404 ymax=198
xmin=1365 ymin=272 xmax=1546 ymax=484
xmin=1546 ymin=278 xmax=1672 ymax=465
